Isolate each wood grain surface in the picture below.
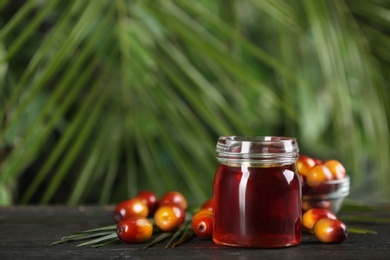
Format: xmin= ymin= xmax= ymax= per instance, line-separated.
xmin=1 ymin=206 xmax=389 ymax=259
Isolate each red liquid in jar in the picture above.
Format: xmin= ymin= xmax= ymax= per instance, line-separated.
xmin=213 ymin=163 xmax=302 ymax=248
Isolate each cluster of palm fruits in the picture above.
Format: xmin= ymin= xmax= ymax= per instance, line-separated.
xmin=297 ymin=155 xmax=349 ymax=243
xmin=113 ymin=190 xmax=214 ymax=244
xmin=297 ymin=155 xmax=348 ymax=211
xmin=302 ymin=208 xmax=348 ymax=243
xmin=297 ymin=155 xmax=347 ymax=188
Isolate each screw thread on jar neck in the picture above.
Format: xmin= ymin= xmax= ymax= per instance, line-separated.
xmin=216 ymin=136 xmax=299 ymax=167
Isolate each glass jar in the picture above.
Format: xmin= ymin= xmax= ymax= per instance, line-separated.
xmin=213 ymin=136 xmax=301 ymax=248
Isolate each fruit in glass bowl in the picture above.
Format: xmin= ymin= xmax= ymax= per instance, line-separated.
xmin=298 ymin=155 xmax=350 ymax=213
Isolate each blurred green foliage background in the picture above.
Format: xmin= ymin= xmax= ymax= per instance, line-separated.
xmin=0 ymin=0 xmax=389 ymax=206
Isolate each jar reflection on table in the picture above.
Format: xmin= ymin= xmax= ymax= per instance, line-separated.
xmin=212 ymin=136 xmax=302 ymax=248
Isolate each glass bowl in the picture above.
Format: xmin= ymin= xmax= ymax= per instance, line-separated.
xmin=302 ymin=175 xmax=350 ymax=213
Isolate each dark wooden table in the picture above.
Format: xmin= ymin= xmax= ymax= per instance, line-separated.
xmin=1 ymin=206 xmax=389 ymax=259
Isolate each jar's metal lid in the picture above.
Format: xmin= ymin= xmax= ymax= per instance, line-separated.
xmin=216 ymin=136 xmax=299 ymax=164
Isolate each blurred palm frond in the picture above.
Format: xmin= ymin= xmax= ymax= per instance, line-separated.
xmin=0 ymin=0 xmax=389 ymax=205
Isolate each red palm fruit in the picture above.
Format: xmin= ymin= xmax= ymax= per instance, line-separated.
xmin=302 ymin=208 xmax=337 ymax=230
xmin=201 ymin=198 xmax=214 ymax=212
xmin=323 ymin=160 xmax=347 ymax=180
xmin=297 ymin=155 xmax=317 ymax=176
xmin=154 ymin=203 xmax=185 ymax=232
xmin=116 ymin=216 xmax=153 ymax=243
xmin=113 ymin=198 xmax=148 ymax=223
xmin=159 ymin=191 xmax=188 ymax=210
xmin=192 ymin=210 xmax=213 ymax=239
xmin=136 ymin=190 xmax=159 ymax=217
xmin=313 ymin=218 xmax=348 ymax=243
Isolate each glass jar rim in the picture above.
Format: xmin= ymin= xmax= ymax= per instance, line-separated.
xmin=216 ymin=136 xmax=299 ymax=164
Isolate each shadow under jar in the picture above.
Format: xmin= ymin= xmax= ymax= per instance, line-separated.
xmin=213 ymin=136 xmax=302 ymax=248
